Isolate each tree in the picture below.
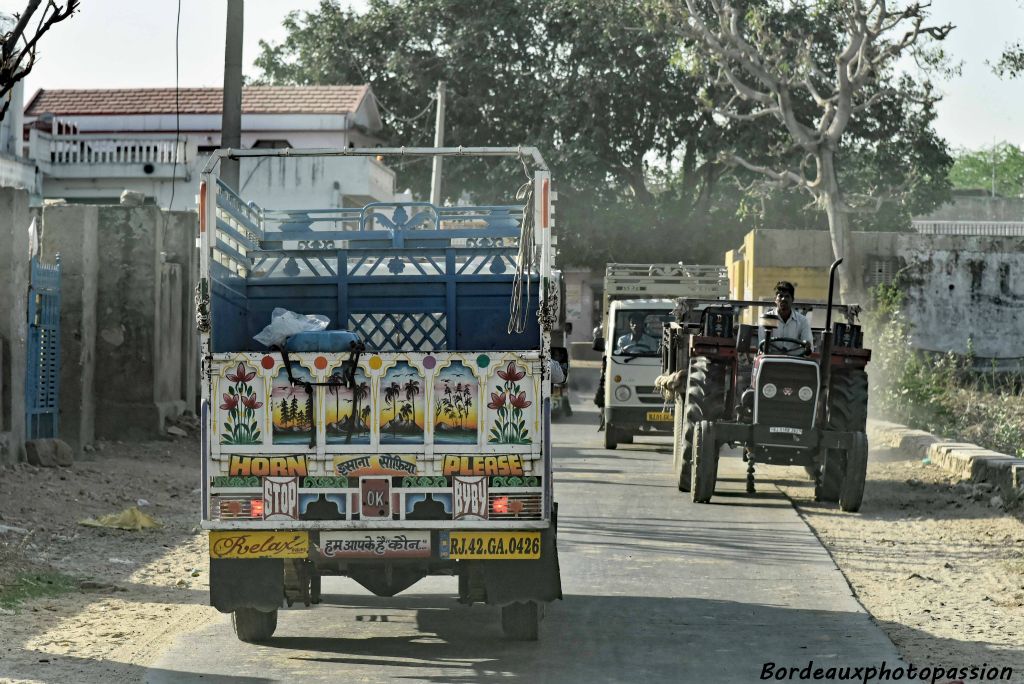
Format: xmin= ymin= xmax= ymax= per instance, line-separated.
xmin=665 ymin=0 xmax=952 ymax=301
xmin=950 ymin=143 xmax=1024 ymax=198
xmin=0 ymin=0 xmax=79 ymax=122
xmin=254 ymin=0 xmax=734 ymax=267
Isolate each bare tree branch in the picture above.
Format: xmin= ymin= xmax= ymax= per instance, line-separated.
xmin=0 ymin=0 xmax=79 ymax=122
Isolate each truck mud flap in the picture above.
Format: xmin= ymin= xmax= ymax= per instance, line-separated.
xmin=210 ymin=558 xmax=283 ymax=613
xmin=482 ymin=514 xmax=562 ymax=605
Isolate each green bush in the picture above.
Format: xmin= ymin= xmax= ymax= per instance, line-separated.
xmin=864 ymin=284 xmax=1024 ymax=457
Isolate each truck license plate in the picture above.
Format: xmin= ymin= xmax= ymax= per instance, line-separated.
xmin=439 ymin=531 xmax=541 ymax=559
xmin=646 ymin=411 xmax=672 ymax=422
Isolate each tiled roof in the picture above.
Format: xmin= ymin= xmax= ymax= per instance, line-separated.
xmin=25 ymin=85 xmax=369 ymax=116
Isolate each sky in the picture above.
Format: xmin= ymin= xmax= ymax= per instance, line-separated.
xmin=1 ymin=0 xmax=1021 ymax=151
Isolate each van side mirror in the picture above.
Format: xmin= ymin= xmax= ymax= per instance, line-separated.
xmin=593 ymin=336 xmax=605 ymax=353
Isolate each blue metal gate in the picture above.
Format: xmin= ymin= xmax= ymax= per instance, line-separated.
xmin=26 ymin=255 xmax=61 ymax=439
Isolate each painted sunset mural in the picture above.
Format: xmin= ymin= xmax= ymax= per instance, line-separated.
xmin=433 ymin=361 xmax=478 ymax=444
xmin=271 ymin=364 xmax=315 ymax=445
xmin=379 ymin=361 xmax=424 ymax=445
xmin=325 ymin=366 xmax=371 ymax=445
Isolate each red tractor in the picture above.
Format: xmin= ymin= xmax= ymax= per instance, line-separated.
xmin=661 ymin=260 xmax=871 ymax=511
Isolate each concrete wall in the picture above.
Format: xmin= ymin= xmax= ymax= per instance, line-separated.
xmin=41 ymin=204 xmax=99 ymax=458
xmin=38 ymin=202 xmax=198 ymax=446
xmin=917 ymin=196 xmax=1024 ymax=222
xmin=726 ymin=229 xmax=1024 ymax=360
xmin=0 ymin=187 xmax=31 ymax=463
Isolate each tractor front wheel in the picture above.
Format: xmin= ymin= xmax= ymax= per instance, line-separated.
xmin=604 ymin=423 xmax=618 ymax=450
xmin=691 ymin=420 xmax=719 ymax=504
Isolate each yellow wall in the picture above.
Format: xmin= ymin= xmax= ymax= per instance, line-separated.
xmin=725 ymin=230 xmax=834 ymax=324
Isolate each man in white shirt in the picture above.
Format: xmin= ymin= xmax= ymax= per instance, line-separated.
xmin=759 ymin=281 xmax=813 ymax=355
xmin=615 ymin=313 xmax=660 ymax=353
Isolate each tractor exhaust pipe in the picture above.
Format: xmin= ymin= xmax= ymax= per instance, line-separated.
xmin=818 ymin=258 xmax=843 ymax=426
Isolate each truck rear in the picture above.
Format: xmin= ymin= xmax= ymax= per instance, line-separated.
xmin=594 ymin=264 xmax=728 ymax=449
xmin=197 ymin=147 xmax=561 ymax=642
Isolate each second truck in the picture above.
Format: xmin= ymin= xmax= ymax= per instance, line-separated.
xmin=593 ymin=263 xmax=729 ymax=450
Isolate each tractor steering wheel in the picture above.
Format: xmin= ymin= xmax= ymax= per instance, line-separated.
xmin=759 ymin=336 xmax=811 ymax=357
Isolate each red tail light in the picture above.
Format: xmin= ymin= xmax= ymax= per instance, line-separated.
xmin=250 ymin=499 xmax=264 ymax=518
xmin=492 ymin=496 xmax=509 ymax=514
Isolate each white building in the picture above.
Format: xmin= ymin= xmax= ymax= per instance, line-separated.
xmin=22 ymin=85 xmax=396 ymax=208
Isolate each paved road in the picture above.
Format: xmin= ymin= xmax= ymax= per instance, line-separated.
xmin=149 ymin=405 xmax=900 ymax=683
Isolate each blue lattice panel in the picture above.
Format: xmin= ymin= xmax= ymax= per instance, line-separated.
xmin=25 ymin=256 xmax=62 ymax=440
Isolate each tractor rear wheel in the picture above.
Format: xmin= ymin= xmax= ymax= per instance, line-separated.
xmin=840 ymin=432 xmax=868 ymax=512
xmin=677 ymin=357 xmax=725 ymax=492
xmin=817 ymin=369 xmax=868 ymax=504
xmin=691 ymin=420 xmax=719 ymax=504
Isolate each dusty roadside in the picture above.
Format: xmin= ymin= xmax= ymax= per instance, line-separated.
xmin=0 ymin=431 xmax=217 ymax=683
xmin=773 ymin=454 xmax=1024 ymax=681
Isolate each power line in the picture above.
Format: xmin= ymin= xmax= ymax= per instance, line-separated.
xmin=371 ymin=90 xmax=437 ymax=129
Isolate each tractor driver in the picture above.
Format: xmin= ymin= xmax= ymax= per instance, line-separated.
xmin=759 ymin=281 xmax=813 ymax=355
xmin=615 ymin=313 xmax=659 ymax=353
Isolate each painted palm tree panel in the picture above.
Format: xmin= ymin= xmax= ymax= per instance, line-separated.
xmin=324 ymin=365 xmax=372 ymax=445
xmin=432 ymin=361 xmax=478 ymax=445
xmin=486 ymin=360 xmax=535 ymax=445
xmin=217 ymin=361 xmax=265 ymax=446
xmin=379 ymin=360 xmax=424 ymax=445
xmin=271 ymin=364 xmax=316 ymax=445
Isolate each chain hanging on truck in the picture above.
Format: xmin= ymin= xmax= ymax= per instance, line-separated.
xmin=194 ymin=278 xmax=211 ymax=334
xmin=507 ymin=153 xmax=536 ymax=334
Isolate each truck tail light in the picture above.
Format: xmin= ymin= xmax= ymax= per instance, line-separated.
xmin=212 ymin=495 xmax=265 ymax=520
xmin=492 ymin=496 xmax=509 ymax=514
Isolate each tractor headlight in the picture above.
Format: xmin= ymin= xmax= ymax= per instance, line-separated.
xmin=614 ymin=385 xmax=632 ymax=401
xmin=798 ymin=386 xmax=813 ymax=401
xmin=762 ymin=383 xmax=777 ymax=399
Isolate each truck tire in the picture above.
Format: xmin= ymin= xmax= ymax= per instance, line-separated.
xmin=501 ymin=601 xmax=540 ymax=641
xmin=840 ymin=431 xmax=868 ymax=512
xmin=691 ymin=420 xmax=719 ymax=504
xmin=604 ymin=423 xmax=618 ymax=450
xmin=231 ymin=608 xmax=278 ymax=643
xmin=677 ymin=357 xmax=725 ymax=492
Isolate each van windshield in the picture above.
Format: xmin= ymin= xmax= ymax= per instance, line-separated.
xmin=612 ymin=310 xmax=670 ymax=356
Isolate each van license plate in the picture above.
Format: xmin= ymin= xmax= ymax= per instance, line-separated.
xmin=646 ymin=411 xmax=672 ymax=422
xmin=769 ymin=426 xmax=803 ymax=435
xmin=440 ymin=531 xmax=541 ymax=559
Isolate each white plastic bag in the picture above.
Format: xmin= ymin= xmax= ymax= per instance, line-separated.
xmin=253 ymin=307 xmax=329 ymax=348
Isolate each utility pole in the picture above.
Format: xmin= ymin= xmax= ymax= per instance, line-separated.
xmin=429 ymin=81 xmax=446 ymax=206
xmin=221 ymin=0 xmax=244 ymax=190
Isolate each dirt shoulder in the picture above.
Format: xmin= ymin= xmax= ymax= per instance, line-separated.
xmin=0 ymin=433 xmax=216 ymax=683
xmin=771 ymin=453 xmax=1024 ymax=681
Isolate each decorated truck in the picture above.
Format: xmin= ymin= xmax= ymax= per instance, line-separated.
xmin=197 ymin=147 xmax=561 ymax=642
xmin=593 ymin=263 xmax=729 ymax=449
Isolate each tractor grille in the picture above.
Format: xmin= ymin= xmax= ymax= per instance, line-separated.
xmin=754 ymin=358 xmax=819 ymax=430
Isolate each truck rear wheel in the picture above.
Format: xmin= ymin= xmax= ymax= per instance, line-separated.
xmin=501 ymin=601 xmax=541 ymax=640
xmin=840 ymin=432 xmax=868 ymax=512
xmin=231 ymin=608 xmax=278 ymax=643
xmin=691 ymin=420 xmax=719 ymax=504
xmin=678 ymin=357 xmax=725 ymax=492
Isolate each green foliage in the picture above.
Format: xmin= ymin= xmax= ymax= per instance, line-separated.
xmin=949 ymin=143 xmax=1024 ymax=198
xmin=255 ymin=0 xmax=953 ymax=268
xmin=865 ymin=283 xmax=1024 ymax=456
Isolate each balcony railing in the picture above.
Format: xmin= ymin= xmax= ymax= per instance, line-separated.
xmin=44 ymin=134 xmax=186 ymax=165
